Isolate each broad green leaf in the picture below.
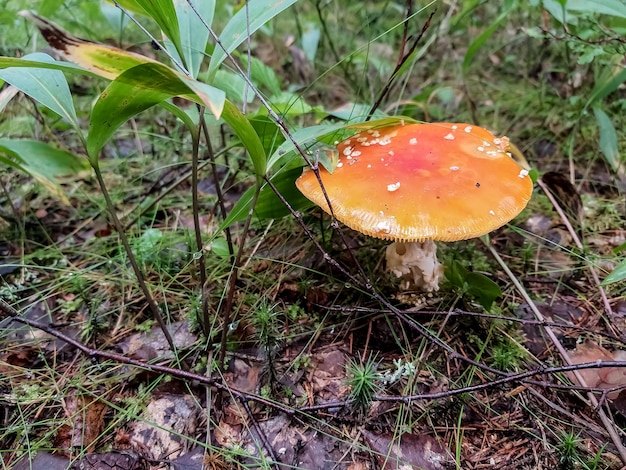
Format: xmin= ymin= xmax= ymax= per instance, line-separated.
xmin=220 ymin=167 xmax=312 ymax=228
xmin=0 ymin=57 xmax=95 ymax=77
xmin=105 ymin=0 xmax=148 ymax=16
xmin=173 ymin=0 xmax=214 ymax=78
xmin=221 ymin=101 xmax=266 ymax=177
xmin=593 ymin=107 xmax=621 ymax=172
xmin=267 ymin=123 xmax=349 ymax=171
xmin=463 ymin=8 xmax=511 ymax=75
xmin=88 ymin=62 xmax=224 ymax=159
xmin=0 ymin=139 xmax=89 ymax=202
xmin=602 ymin=258 xmax=626 ymax=285
xmin=207 ymin=0 xmax=297 ymax=78
xmin=18 ymin=14 xmax=225 ymax=118
xmin=302 ymin=26 xmax=321 ymax=62
xmin=238 ymin=54 xmax=282 ymax=96
xmin=446 ymin=260 xmax=502 ymax=310
xmin=250 ymin=115 xmax=285 ymax=156
xmin=0 ymin=52 xmax=79 ymax=128
xmin=101 ymin=2 xmax=132 ymax=31
xmin=324 ymin=103 xmax=388 ymax=122
xmin=565 ymin=0 xmax=626 ymax=18
xmin=214 ymin=70 xmax=252 ymax=104
xmin=132 ymin=0 xmax=181 ymax=56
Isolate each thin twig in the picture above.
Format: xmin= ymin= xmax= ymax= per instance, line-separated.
xmin=366 ymin=10 xmax=436 ymax=120
xmin=3 ymin=298 xmax=626 ymax=416
xmin=484 ymin=237 xmax=626 ymax=464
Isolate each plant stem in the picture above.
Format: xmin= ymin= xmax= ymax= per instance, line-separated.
xmin=217 ymin=183 xmax=261 ymax=370
xmin=190 ymin=109 xmax=209 ymax=336
xmin=92 ymin=163 xmax=176 ymax=352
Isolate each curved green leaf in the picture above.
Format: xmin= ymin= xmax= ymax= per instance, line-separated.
xmin=87 ymin=62 xmax=224 ymax=159
xmin=220 ymin=167 xmax=312 ymax=229
xmin=593 ymin=106 xmax=621 ymax=173
xmin=207 ymin=0 xmax=297 ymax=78
xmin=0 ymin=53 xmax=78 ymax=129
xmin=221 ymin=100 xmax=266 ymax=177
xmin=0 ymin=139 xmax=89 ymax=202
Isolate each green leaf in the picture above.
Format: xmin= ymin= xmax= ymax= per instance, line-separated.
xmin=0 ymin=139 xmax=89 ymax=202
xmin=132 ymin=0 xmax=181 ymax=56
xmin=220 ymin=167 xmax=312 ymax=228
xmin=207 ymin=0 xmax=297 ymax=78
xmin=463 ymin=8 xmax=511 ymax=75
xmin=266 ymin=123 xmax=349 ymax=171
xmin=178 ymin=0 xmax=213 ymax=78
xmin=0 ymin=52 xmax=79 ymax=129
xmin=593 ymin=107 xmax=621 ymax=173
xmin=446 ymin=260 xmax=502 ymax=310
xmin=0 ymin=139 xmax=88 ymax=176
xmin=243 ymin=54 xmax=282 ymax=96
xmin=602 ymin=258 xmax=626 ymax=285
xmin=87 ymin=62 xmax=225 ymax=159
xmin=585 ymin=62 xmax=626 ymax=110
xmin=565 ymin=0 xmax=626 ymax=18
xmin=0 ymin=56 xmax=94 ymax=77
xmin=221 ymin=101 xmax=267 ymax=177
xmin=214 ymin=70 xmax=251 ymax=104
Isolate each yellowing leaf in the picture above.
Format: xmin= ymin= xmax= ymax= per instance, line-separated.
xmin=20 ymin=11 xmax=224 ymax=118
xmin=19 ymin=11 xmax=159 ymax=80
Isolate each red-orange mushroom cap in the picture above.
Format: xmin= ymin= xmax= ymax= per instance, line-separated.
xmin=296 ymin=122 xmax=533 ymax=242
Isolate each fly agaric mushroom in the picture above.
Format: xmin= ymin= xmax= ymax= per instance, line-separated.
xmin=295 ymin=122 xmax=533 ymax=291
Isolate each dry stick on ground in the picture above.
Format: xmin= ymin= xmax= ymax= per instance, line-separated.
xmin=2 ymin=299 xmax=625 ymax=413
xmin=322 ymin=305 xmax=626 ymax=345
xmin=483 ymin=238 xmax=626 ymax=464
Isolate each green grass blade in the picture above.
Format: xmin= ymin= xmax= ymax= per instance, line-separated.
xmin=593 ymin=107 xmax=621 ymax=173
xmin=207 ymin=0 xmax=297 ymax=78
xmin=462 ymin=8 xmax=511 ymax=75
xmin=87 ymin=62 xmax=225 ymax=159
xmin=0 ymin=52 xmax=79 ymax=129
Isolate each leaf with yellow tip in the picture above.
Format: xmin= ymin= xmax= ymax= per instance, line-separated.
xmin=19 ymin=11 xmax=159 ymax=81
xmin=19 ymin=11 xmax=224 ymax=118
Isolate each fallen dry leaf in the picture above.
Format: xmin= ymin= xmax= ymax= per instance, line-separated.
xmin=568 ymin=341 xmax=626 ymax=399
xmin=362 ymin=429 xmax=451 ymax=470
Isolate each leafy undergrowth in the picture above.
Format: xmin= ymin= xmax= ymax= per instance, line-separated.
xmin=1 ymin=1 xmax=626 ymax=469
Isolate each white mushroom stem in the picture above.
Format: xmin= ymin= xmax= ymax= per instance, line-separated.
xmin=385 ymin=240 xmax=444 ymax=292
